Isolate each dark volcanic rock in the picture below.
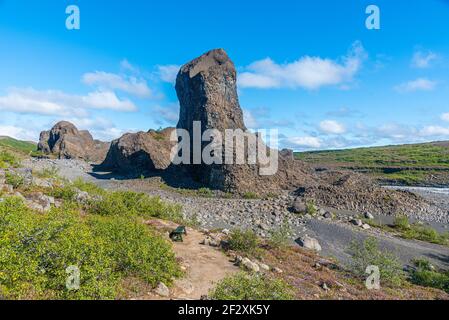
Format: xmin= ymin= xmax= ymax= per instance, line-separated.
xmin=101 ymin=128 xmax=176 ymax=174
xmin=175 ymin=48 xmax=316 ymax=194
xmin=37 ymin=121 xmax=109 ymax=163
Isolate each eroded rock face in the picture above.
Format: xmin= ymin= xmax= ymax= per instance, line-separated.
xmin=175 ymin=49 xmax=316 ymax=193
xmin=38 ymin=121 xmax=110 ymax=163
xmin=101 ymin=128 xmax=176 ymax=174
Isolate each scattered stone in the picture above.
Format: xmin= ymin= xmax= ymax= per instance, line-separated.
xmin=241 ymin=258 xmax=260 ymax=272
xmin=364 ymin=212 xmax=374 ymax=220
xmin=272 ymin=267 xmax=283 ymax=274
xmin=351 ymin=219 xmax=363 ymax=227
xmin=297 ymin=236 xmax=322 ymax=252
xmin=154 ymin=282 xmax=170 ymax=297
xmin=258 ymin=263 xmax=270 ymax=271
xmin=321 ymin=282 xmax=330 ymax=291
xmin=292 ymin=198 xmax=307 ymax=214
xmin=33 ymin=178 xmax=53 ymax=188
xmin=362 ymin=224 xmax=371 ymax=230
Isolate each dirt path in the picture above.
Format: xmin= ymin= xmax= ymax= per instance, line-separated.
xmin=142 ymin=220 xmax=238 ymax=300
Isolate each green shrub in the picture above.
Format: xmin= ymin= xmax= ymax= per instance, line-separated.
xmin=5 ymin=172 xmax=24 ymax=189
xmin=34 ymin=167 xmax=59 ymax=179
xmin=49 ymin=185 xmax=78 ymax=202
xmin=209 ymin=272 xmax=294 ymax=300
xmin=409 ymin=259 xmax=449 ymax=293
xmin=243 ymin=192 xmax=259 ymax=200
xmin=0 ymin=197 xmax=181 ymax=300
xmin=306 ymin=201 xmax=317 ymax=215
xmin=268 ymin=221 xmax=292 ymax=249
xmin=347 ymin=237 xmax=405 ymax=287
xmin=72 ymin=178 xmax=105 ymax=196
xmin=0 ymin=151 xmax=20 ymax=168
xmin=394 ymin=215 xmax=410 ymax=230
xmin=197 ymin=188 xmax=213 ymax=198
xmin=87 ymin=190 xmax=182 ymax=221
xmin=228 ymin=229 xmax=259 ymax=254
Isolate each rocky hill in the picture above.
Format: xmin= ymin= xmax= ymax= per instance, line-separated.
xmin=37 ymin=121 xmax=110 ymax=163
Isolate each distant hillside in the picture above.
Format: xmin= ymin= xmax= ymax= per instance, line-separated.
xmin=296 ymin=141 xmax=449 ymax=186
xmin=0 ymin=136 xmax=37 ymax=154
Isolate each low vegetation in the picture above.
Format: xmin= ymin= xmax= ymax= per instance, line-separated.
xmin=0 ymin=197 xmax=181 ymax=299
xmin=209 ymin=272 xmax=294 ymax=300
xmin=347 ymin=237 xmax=405 ymax=287
xmin=228 ymin=229 xmax=259 ymax=255
xmin=296 ymin=142 xmax=449 ymax=185
xmin=268 ymin=220 xmax=292 ymax=249
xmin=364 ymin=215 xmax=449 ymax=246
xmin=0 ymin=137 xmax=36 ymax=154
xmin=409 ymin=259 xmax=449 ymax=293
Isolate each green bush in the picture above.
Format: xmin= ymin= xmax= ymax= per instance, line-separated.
xmin=49 ymin=185 xmax=78 ymax=202
xmin=228 ymin=229 xmax=259 ymax=254
xmin=242 ymin=192 xmax=259 ymax=200
xmin=347 ymin=237 xmax=405 ymax=287
xmin=87 ymin=190 xmax=182 ymax=221
xmin=0 ymin=197 xmax=180 ymax=300
xmin=197 ymin=188 xmax=213 ymax=198
xmin=34 ymin=167 xmax=59 ymax=179
xmin=392 ymin=215 xmax=448 ymax=246
xmin=268 ymin=221 xmax=292 ymax=249
xmin=0 ymin=151 xmax=20 ymax=168
xmin=394 ymin=215 xmax=411 ymax=230
xmin=209 ymin=272 xmax=294 ymax=300
xmin=5 ymin=172 xmax=24 ymax=189
xmin=409 ymin=259 xmax=449 ymax=293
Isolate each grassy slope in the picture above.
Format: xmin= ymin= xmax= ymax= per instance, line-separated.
xmin=0 ymin=136 xmax=37 ymax=154
xmin=296 ymin=142 xmax=449 ymax=185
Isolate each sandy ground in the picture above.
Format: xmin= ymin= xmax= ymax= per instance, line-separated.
xmin=140 ymin=220 xmax=238 ymax=300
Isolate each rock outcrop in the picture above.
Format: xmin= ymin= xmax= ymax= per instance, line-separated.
xmin=38 ymin=121 xmax=109 ymax=163
xmin=101 ymin=128 xmax=176 ymax=174
xmin=175 ymin=48 xmax=316 ymax=193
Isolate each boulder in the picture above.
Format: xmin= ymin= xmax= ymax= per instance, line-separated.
xmin=297 ymin=236 xmax=322 ymax=252
xmin=101 ymin=128 xmax=176 ymax=174
xmin=292 ymin=197 xmax=307 ymax=214
xmin=175 ymin=49 xmax=316 ymax=194
xmin=38 ymin=121 xmax=110 ymax=163
xmin=154 ymin=282 xmax=170 ymax=297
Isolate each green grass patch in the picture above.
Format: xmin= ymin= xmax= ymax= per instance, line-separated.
xmin=209 ymin=272 xmax=294 ymax=300
xmin=409 ymin=259 xmax=449 ymax=293
xmin=0 ymin=137 xmax=36 ymax=154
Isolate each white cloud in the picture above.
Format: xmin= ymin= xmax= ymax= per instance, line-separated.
xmin=0 ymin=125 xmax=39 ymax=141
xmin=419 ymin=125 xmax=449 ymax=137
xmin=238 ymin=41 xmax=366 ymax=90
xmin=0 ymin=87 xmax=88 ymax=117
xmin=82 ymin=91 xmax=137 ymax=112
xmin=441 ymin=113 xmax=449 ymax=122
xmin=411 ymin=51 xmax=438 ymax=69
xmin=394 ymin=78 xmax=437 ymax=93
xmin=157 ymin=65 xmax=180 ymax=84
xmin=319 ymin=120 xmax=346 ymax=134
xmin=82 ymin=71 xmax=151 ymax=97
xmin=284 ymin=136 xmax=321 ymax=148
xmin=0 ymin=87 xmax=137 ymax=117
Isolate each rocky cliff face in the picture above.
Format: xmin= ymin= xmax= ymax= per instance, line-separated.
xmin=175 ymin=49 xmax=316 ymax=193
xmin=37 ymin=121 xmax=109 ymax=163
xmin=101 ymin=128 xmax=176 ymax=174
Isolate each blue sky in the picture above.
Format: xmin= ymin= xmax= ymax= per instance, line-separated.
xmin=1 ymin=0 xmax=449 ymax=151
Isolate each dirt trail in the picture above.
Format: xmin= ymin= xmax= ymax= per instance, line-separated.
xmin=142 ymin=220 xmax=238 ymax=300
